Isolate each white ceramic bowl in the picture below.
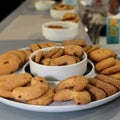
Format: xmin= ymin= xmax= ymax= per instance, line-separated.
xmin=29 ymin=46 xmax=87 ymax=81
xmin=50 ymin=7 xmax=76 ymax=20
xmin=42 ymin=21 xmax=79 ymax=41
xmin=34 ymin=0 xmax=55 ymax=11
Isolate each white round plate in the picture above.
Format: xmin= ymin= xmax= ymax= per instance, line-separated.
xmin=0 ymin=46 xmax=119 ymax=112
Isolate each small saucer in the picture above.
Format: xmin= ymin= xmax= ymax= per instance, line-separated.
xmin=23 ymin=60 xmax=96 ymax=79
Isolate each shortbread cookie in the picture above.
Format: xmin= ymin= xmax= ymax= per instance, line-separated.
xmin=55 ymin=75 xmax=88 ymax=92
xmin=88 ymin=78 xmax=118 ymax=96
xmin=87 ymin=44 xmax=100 ymax=54
xmin=101 ymin=65 xmax=120 ymax=75
xmin=12 ymin=76 xmax=49 ymax=101
xmin=95 ymin=57 xmax=116 ymax=72
xmin=0 ymin=73 xmax=32 ymax=91
xmin=89 ymin=48 xmax=115 ymax=62
xmin=54 ymin=89 xmax=91 ymax=105
xmin=6 ymin=50 xmax=26 ymax=65
xmin=27 ymin=87 xmax=54 ymax=106
xmin=86 ymin=84 xmax=107 ymax=100
xmin=0 ymin=53 xmax=22 ymax=75
xmin=95 ymin=74 xmax=120 ymax=90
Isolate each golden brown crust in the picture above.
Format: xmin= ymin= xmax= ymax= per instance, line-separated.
xmin=89 ymin=48 xmax=115 ymax=62
xmin=86 ymin=84 xmax=107 ymax=100
xmin=54 ymin=75 xmax=88 ymax=92
xmin=0 ymin=53 xmax=22 ymax=75
xmin=64 ymin=45 xmax=83 ymax=57
xmin=27 ymin=87 xmax=54 ymax=106
xmin=0 ymin=87 xmax=13 ymax=99
xmin=101 ymin=65 xmax=120 ymax=75
xmin=88 ymin=78 xmax=118 ymax=96
xmin=12 ymin=76 xmax=49 ymax=101
xmin=95 ymin=74 xmax=120 ymax=90
xmin=35 ymin=51 xmax=44 ymax=63
xmin=109 ymin=72 xmax=120 ymax=80
xmin=95 ymin=57 xmax=116 ymax=72
xmin=54 ymin=89 xmax=91 ymax=105
xmin=0 ymin=73 xmax=32 ymax=91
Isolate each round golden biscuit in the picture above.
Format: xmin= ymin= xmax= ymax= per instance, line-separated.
xmin=0 ymin=53 xmax=21 ymax=75
xmin=95 ymin=57 xmax=116 ymax=72
xmin=89 ymin=48 xmax=115 ymax=62
xmin=6 ymin=50 xmax=26 ymax=65
xmin=101 ymin=65 xmax=120 ymax=75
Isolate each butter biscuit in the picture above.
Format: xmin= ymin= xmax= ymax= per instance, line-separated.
xmin=89 ymin=48 xmax=115 ymax=62
xmin=95 ymin=74 xmax=120 ymax=90
xmin=88 ymin=78 xmax=118 ymax=96
xmin=55 ymin=75 xmax=88 ymax=92
xmin=27 ymin=87 xmax=54 ymax=106
xmin=12 ymin=76 xmax=49 ymax=101
xmin=101 ymin=65 xmax=120 ymax=75
xmin=0 ymin=53 xmax=22 ymax=75
xmin=0 ymin=73 xmax=32 ymax=91
xmin=95 ymin=57 xmax=116 ymax=72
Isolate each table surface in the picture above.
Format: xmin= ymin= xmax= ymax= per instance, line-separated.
xmin=0 ymin=1 xmax=120 ymax=120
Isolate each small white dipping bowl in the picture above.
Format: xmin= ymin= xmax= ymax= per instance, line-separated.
xmin=42 ymin=21 xmax=79 ymax=41
xmin=29 ymin=46 xmax=87 ymax=81
xmin=50 ymin=7 xmax=76 ymax=20
xmin=34 ymin=0 xmax=55 ymax=11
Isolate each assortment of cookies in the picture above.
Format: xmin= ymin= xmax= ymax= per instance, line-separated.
xmin=33 ymin=45 xmax=83 ymax=66
xmin=85 ymin=44 xmax=120 ymax=80
xmin=0 ymin=39 xmax=120 ymax=106
xmin=0 ymin=73 xmax=120 ymax=106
